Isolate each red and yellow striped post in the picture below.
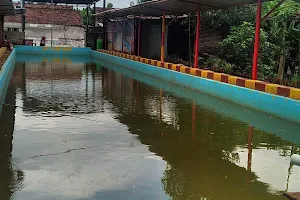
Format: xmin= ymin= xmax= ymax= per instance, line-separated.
xmin=194 ymin=7 xmax=201 ymax=68
xmin=252 ymin=0 xmax=262 ymax=80
xmin=161 ymin=13 xmax=165 ymax=62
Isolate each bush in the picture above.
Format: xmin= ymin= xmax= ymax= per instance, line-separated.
xmin=219 ymin=22 xmax=279 ymax=79
xmin=204 ymin=56 xmax=232 ymax=74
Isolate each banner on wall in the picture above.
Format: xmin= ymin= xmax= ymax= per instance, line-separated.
xmin=107 ymin=19 xmax=135 ymax=54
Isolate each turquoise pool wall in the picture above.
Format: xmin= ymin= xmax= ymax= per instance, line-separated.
xmin=0 ymin=48 xmax=16 ymax=113
xmin=14 ymin=46 xmax=91 ymax=56
xmin=91 ymin=51 xmax=300 ymax=124
xmin=1 ymin=47 xmax=299 ymax=124
xmin=15 ymin=46 xmax=92 ymax=63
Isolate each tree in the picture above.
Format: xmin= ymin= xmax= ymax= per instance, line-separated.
xmin=107 ymin=2 xmax=113 ymax=8
xmin=262 ymin=0 xmax=300 ymax=82
xmin=137 ymin=0 xmax=151 ymax=3
xmin=220 ymin=22 xmax=278 ymax=79
xmin=81 ymin=7 xmax=93 ymax=27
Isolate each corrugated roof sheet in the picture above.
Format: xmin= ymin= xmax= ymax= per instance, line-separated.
xmin=95 ymin=0 xmax=258 ymax=18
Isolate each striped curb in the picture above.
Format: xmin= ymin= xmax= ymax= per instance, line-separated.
xmin=97 ymin=49 xmax=300 ymax=101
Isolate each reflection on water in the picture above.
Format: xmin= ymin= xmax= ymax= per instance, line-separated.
xmin=0 ymin=59 xmax=300 ymax=199
xmin=0 ymin=63 xmax=25 ymax=200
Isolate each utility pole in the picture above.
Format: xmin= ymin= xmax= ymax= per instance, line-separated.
xmin=94 ymin=2 xmax=96 ymax=27
xmin=103 ymin=0 xmax=106 ymax=49
xmin=21 ymin=0 xmax=25 ymax=32
xmin=86 ymin=5 xmax=89 ymax=47
xmin=51 ymin=0 xmax=53 ymax=47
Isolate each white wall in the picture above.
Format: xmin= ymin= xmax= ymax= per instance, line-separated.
xmin=4 ymin=22 xmax=85 ymax=47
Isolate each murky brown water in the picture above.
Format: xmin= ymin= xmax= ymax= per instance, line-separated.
xmin=1 ymin=58 xmax=300 ymax=200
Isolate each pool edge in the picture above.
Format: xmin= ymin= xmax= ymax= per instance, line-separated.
xmin=0 ymin=48 xmax=16 ymax=113
xmin=92 ymin=50 xmax=300 ymax=124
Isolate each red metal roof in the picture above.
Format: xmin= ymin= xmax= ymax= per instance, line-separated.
xmin=5 ymin=4 xmax=82 ymax=27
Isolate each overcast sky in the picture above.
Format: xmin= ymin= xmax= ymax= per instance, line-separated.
xmin=97 ymin=0 xmax=132 ymax=8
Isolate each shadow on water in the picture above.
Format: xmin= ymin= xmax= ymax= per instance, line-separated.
xmin=0 ymin=63 xmax=25 ymax=200
xmin=94 ymin=59 xmax=300 ymax=145
xmin=98 ymin=63 xmax=299 ymax=199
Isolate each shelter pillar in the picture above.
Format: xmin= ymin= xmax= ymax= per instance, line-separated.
xmin=86 ymin=6 xmax=89 ymax=47
xmin=112 ymin=22 xmax=115 ymax=51
xmin=51 ymin=0 xmax=53 ymax=47
xmin=252 ymin=0 xmax=262 ymax=80
xmin=122 ymin=23 xmax=124 ymax=53
xmin=193 ymin=7 xmax=201 ymax=68
xmin=161 ymin=13 xmax=165 ymax=62
xmin=93 ymin=2 xmax=96 ymax=50
xmin=138 ymin=18 xmax=141 ymax=56
xmin=103 ymin=0 xmax=107 ymax=49
xmin=93 ymin=2 xmax=96 ymax=27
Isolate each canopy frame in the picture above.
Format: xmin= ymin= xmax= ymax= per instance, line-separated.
xmin=95 ymin=0 xmax=289 ymax=80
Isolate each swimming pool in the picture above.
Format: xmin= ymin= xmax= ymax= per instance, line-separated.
xmin=0 ymin=47 xmax=299 ymax=199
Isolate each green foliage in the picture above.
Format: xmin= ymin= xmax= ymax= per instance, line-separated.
xmin=137 ymin=0 xmax=151 ymax=3
xmin=180 ymin=0 xmax=300 ymax=84
xmin=81 ymin=8 xmax=93 ymax=27
xmin=263 ymin=0 xmax=300 ymax=81
xmin=220 ymin=22 xmax=278 ymax=78
xmin=204 ymin=56 xmax=232 ymax=74
xmin=107 ymin=2 xmax=113 ymax=8
xmin=216 ymin=0 xmax=300 ymax=82
xmin=290 ymin=73 xmax=300 ymax=87
xmin=181 ymin=5 xmax=256 ymax=35
xmin=203 ymin=5 xmax=256 ymax=29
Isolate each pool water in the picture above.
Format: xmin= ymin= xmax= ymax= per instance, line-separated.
xmin=0 ymin=57 xmax=300 ymax=200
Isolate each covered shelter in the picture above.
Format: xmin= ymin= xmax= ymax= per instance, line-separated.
xmin=95 ymin=0 xmax=286 ymax=80
xmin=0 ymin=0 xmax=15 ymax=48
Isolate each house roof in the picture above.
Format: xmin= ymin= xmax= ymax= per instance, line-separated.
xmin=5 ymin=4 xmax=83 ymax=27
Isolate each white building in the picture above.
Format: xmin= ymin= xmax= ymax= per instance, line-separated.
xmin=4 ymin=4 xmax=85 ymax=47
